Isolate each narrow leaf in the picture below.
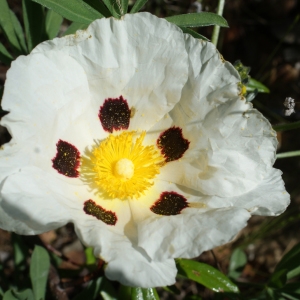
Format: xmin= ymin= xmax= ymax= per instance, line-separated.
xmin=246 ymin=78 xmax=270 ymax=93
xmin=0 ymin=42 xmax=13 ymax=65
xmin=279 ymin=283 xmax=300 ymax=300
xmin=32 ymin=0 xmax=103 ymax=24
xmin=45 ymin=9 xmax=63 ymax=39
xmin=83 ymin=0 xmax=111 ymax=17
xmin=166 ymin=12 xmax=228 ymax=28
xmin=131 ymin=287 xmax=159 ymax=300
xmin=63 ymin=22 xmax=88 ymax=36
xmin=274 ymin=242 xmax=300 ymax=279
xmin=0 ymin=0 xmax=24 ymax=55
xmin=176 ymin=259 xmax=239 ymax=293
xmin=268 ymin=269 xmax=288 ymax=288
xmin=12 ymin=289 xmax=34 ymax=300
xmin=120 ymin=0 xmax=129 ymax=15
xmin=102 ymin=0 xmax=121 ymax=18
xmin=179 ymin=26 xmax=209 ymax=41
xmin=100 ymin=277 xmax=118 ymax=300
xmin=130 ymin=0 xmax=148 ymax=13
xmin=22 ymin=0 xmax=45 ymax=52
xmin=9 ymin=11 xmax=27 ymax=53
xmin=30 ymin=245 xmax=50 ymax=300
xmin=3 ymin=290 xmax=18 ymax=300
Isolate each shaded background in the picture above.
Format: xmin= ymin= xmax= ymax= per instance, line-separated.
xmin=0 ymin=0 xmax=300 ymax=299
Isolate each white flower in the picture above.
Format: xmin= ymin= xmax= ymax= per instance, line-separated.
xmin=0 ymin=12 xmax=289 ymax=288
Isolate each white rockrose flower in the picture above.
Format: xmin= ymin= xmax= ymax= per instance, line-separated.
xmin=0 ymin=12 xmax=289 ymax=288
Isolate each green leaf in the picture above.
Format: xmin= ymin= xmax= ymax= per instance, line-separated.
xmin=22 ymin=0 xmax=45 ymax=52
xmin=12 ymin=233 xmax=28 ymax=269
xmin=179 ymin=26 xmax=209 ymax=41
xmin=30 ymin=245 xmax=50 ymax=300
xmin=32 ymin=0 xmax=103 ymax=24
xmin=279 ymin=283 xmax=300 ymax=300
xmin=166 ymin=12 xmax=228 ymax=28
xmin=274 ymin=242 xmax=300 ymax=279
xmin=83 ymin=0 xmax=111 ymax=17
xmin=45 ymin=9 xmax=63 ymax=39
xmin=268 ymin=269 xmax=288 ymax=288
xmin=12 ymin=290 xmax=34 ymax=300
xmin=228 ymin=248 xmax=247 ymax=279
xmin=120 ymin=0 xmax=129 ymax=15
xmin=176 ymin=259 xmax=239 ymax=293
xmin=131 ymin=287 xmax=159 ymax=300
xmin=3 ymin=290 xmax=18 ymax=300
xmin=102 ymin=0 xmax=121 ymax=19
xmin=0 ymin=0 xmax=24 ymax=55
xmin=62 ymin=22 xmax=88 ymax=36
xmin=0 ymin=42 xmax=13 ymax=65
xmin=9 ymin=11 xmax=27 ymax=53
xmin=85 ymin=247 xmax=96 ymax=265
xmin=117 ymin=286 xmax=159 ymax=300
xmin=130 ymin=0 xmax=148 ymax=13
xmin=246 ymin=78 xmax=270 ymax=93
xmin=118 ymin=285 xmax=132 ymax=300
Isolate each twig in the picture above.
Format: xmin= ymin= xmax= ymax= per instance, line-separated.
xmin=211 ymin=0 xmax=226 ymax=47
xmin=210 ymin=250 xmax=225 ymax=273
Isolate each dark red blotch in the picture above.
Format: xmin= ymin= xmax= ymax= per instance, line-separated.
xmin=83 ymin=200 xmax=117 ymax=225
xmin=150 ymin=191 xmax=189 ymax=215
xmin=52 ymin=140 xmax=80 ymax=177
xmin=157 ymin=127 xmax=190 ymax=162
xmin=99 ymin=96 xmax=131 ymax=133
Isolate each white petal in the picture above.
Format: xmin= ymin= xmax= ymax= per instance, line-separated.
xmin=208 ymin=168 xmax=290 ymax=216
xmin=170 ymin=35 xmax=241 ymax=126
xmin=160 ymin=106 xmax=277 ymax=197
xmin=0 ymin=197 xmax=37 ymax=234
xmin=33 ymin=13 xmax=189 ymax=131
xmin=1 ymin=50 xmax=103 ymax=153
xmin=74 ymin=200 xmax=177 ymax=288
xmin=137 ymin=206 xmax=250 ymax=261
xmin=0 ymin=167 xmax=71 ymax=233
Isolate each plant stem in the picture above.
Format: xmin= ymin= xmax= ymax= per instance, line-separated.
xmin=211 ymin=0 xmax=225 ymax=46
xmin=277 ymin=150 xmax=300 ymax=159
xmin=273 ymin=120 xmax=300 ymax=132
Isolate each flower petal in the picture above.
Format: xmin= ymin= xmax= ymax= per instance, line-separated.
xmin=33 ymin=13 xmax=189 ymax=131
xmin=1 ymin=50 xmax=104 ymax=156
xmin=137 ymin=206 xmax=250 ymax=261
xmin=208 ymin=168 xmax=290 ymax=216
xmin=74 ymin=200 xmax=177 ymax=287
xmin=0 ymin=167 xmax=71 ymax=233
xmin=170 ymin=35 xmax=241 ymax=126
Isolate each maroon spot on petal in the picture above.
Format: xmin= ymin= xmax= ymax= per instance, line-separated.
xmin=157 ymin=127 xmax=190 ymax=162
xmin=99 ymin=96 xmax=131 ymax=133
xmin=83 ymin=200 xmax=117 ymax=225
xmin=52 ymin=140 xmax=80 ymax=177
xmin=150 ymin=191 xmax=189 ymax=216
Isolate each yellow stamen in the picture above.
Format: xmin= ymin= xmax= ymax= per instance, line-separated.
xmin=81 ymin=131 xmax=164 ymax=199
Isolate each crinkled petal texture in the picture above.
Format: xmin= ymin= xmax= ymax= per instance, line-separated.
xmin=0 ymin=13 xmax=289 ymax=288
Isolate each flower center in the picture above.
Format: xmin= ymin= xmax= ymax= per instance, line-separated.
xmin=81 ymin=131 xmax=164 ymax=199
xmin=113 ymin=158 xmax=134 ymax=179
